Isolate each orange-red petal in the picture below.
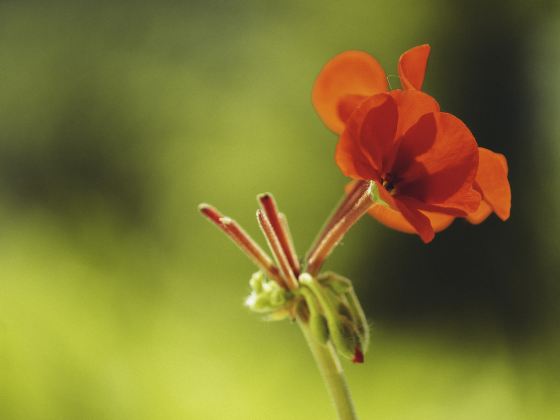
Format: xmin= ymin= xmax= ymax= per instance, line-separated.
xmin=465 ymin=199 xmax=493 ymax=224
xmin=394 ymin=197 xmax=435 ymax=243
xmin=393 ymin=112 xmax=481 ymax=214
xmin=335 ymin=132 xmax=376 ymax=180
xmin=335 ymin=114 xmax=378 ymax=180
xmin=312 ymin=51 xmax=388 ymax=134
xmin=368 ymin=203 xmax=454 ymax=234
xmin=335 ymin=93 xmax=397 ymax=179
xmin=398 ymin=44 xmax=431 ymax=90
xmin=466 ymin=147 xmax=511 ymax=223
xmin=337 ymin=95 xmax=368 ymax=124
xmin=344 ymin=181 xmax=453 ymax=235
xmin=359 ymin=94 xmax=398 ymax=173
xmin=376 ymin=183 xmax=435 ymax=243
xmin=390 ymin=89 xmax=440 ymax=137
xmin=340 ymin=91 xmax=438 ymax=176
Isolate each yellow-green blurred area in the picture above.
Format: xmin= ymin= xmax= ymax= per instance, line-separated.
xmin=1 ymin=0 xmax=560 ymax=418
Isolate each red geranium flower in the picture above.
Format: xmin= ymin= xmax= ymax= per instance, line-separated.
xmin=336 ymin=90 xmax=480 ymax=242
xmin=313 ymin=45 xmax=511 ymax=241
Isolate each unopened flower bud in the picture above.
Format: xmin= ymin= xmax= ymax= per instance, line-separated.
xmin=245 ymin=271 xmax=290 ymax=319
xmin=318 ymin=272 xmax=352 ymax=294
xmin=320 ymin=272 xmax=370 ymax=353
xmin=329 ymin=317 xmax=359 ymax=361
xmin=300 ymin=272 xmax=357 ymax=360
xmin=300 ymin=287 xmax=329 ymax=345
xmin=269 ymin=288 xmax=286 ymax=307
xmin=249 ymin=271 xmax=264 ymax=293
xmin=300 ymin=271 xmax=370 ymax=361
xmin=337 ymin=302 xmax=353 ymax=321
xmin=343 ymin=287 xmax=370 ymax=351
xmin=245 ymin=292 xmax=272 ymax=312
xmin=311 ymin=314 xmax=330 ymax=346
xmin=295 ymin=298 xmax=310 ymax=323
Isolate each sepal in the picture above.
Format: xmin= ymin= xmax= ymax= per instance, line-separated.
xmin=300 ymin=287 xmax=330 ymax=345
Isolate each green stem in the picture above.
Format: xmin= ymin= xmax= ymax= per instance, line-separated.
xmin=298 ymin=320 xmax=358 ymax=420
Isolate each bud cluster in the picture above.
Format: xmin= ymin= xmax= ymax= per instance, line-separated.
xmin=245 ymin=270 xmax=369 ymax=363
xmin=245 ymin=271 xmax=293 ymax=320
xmin=298 ymin=272 xmax=369 ymax=363
xmin=200 ymin=189 xmax=373 ymax=363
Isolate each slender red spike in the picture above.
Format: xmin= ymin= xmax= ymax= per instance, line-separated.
xmin=278 ymin=212 xmax=300 ymax=274
xmin=306 ymin=181 xmax=369 ymax=262
xmin=306 ymin=182 xmax=373 ymax=276
xmin=257 ymin=209 xmax=299 ymax=290
xmin=199 ymin=204 xmax=284 ymax=286
xmin=258 ymin=194 xmax=300 ymax=277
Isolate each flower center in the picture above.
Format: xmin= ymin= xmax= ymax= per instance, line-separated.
xmin=382 ymin=173 xmax=396 ymax=194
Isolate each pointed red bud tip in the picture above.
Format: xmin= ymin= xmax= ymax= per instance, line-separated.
xmin=352 ymin=346 xmax=364 ymax=364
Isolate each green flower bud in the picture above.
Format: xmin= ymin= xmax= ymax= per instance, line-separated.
xmin=300 ymin=287 xmax=329 ymax=345
xmin=319 ymin=271 xmax=370 ymax=353
xmin=245 ymin=292 xmax=272 ymax=312
xmin=343 ymin=287 xmax=370 ymax=351
xmin=312 ymin=314 xmax=329 ymax=346
xmin=337 ymin=302 xmax=353 ymax=321
xmin=262 ymin=308 xmax=291 ymax=321
xmin=269 ymin=288 xmax=286 ymax=307
xmin=300 ymin=273 xmax=356 ymax=360
xmin=300 ymin=272 xmax=370 ymax=361
xmin=318 ymin=272 xmax=352 ymax=295
xmin=245 ymin=271 xmax=291 ymax=319
xmin=249 ymin=271 xmax=264 ymax=293
xmin=295 ymin=297 xmax=310 ymax=323
xmin=329 ymin=317 xmax=358 ymax=361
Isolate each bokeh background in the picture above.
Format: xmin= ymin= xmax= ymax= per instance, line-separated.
xmin=1 ymin=0 xmax=559 ymax=419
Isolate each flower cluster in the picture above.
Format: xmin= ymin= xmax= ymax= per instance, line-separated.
xmin=313 ymin=45 xmax=511 ymax=242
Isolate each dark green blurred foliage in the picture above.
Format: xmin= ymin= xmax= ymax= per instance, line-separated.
xmin=1 ymin=1 xmax=559 ymax=419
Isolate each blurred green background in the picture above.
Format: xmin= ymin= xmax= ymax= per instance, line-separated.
xmin=1 ymin=0 xmax=559 ymax=419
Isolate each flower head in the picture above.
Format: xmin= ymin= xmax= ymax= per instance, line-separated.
xmin=337 ymin=90 xmax=480 ymax=242
xmin=313 ymin=45 xmax=511 ymax=241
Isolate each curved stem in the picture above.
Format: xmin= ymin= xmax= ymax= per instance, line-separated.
xmin=298 ymin=320 xmax=358 ymax=420
xmin=306 ymin=181 xmax=369 ymax=262
xmin=307 ymin=182 xmax=373 ymax=276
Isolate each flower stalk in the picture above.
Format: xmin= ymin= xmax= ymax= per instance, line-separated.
xmin=307 ymin=181 xmax=373 ymax=276
xmin=306 ymin=180 xmax=370 ymax=262
xmin=298 ymin=319 xmax=358 ymax=420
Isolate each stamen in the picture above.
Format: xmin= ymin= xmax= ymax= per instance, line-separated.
xmin=306 ymin=182 xmax=373 ymax=276
xmin=258 ymin=194 xmax=301 ymax=277
xmin=257 ymin=209 xmax=299 ymax=290
xmin=199 ymin=204 xmax=284 ymax=287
